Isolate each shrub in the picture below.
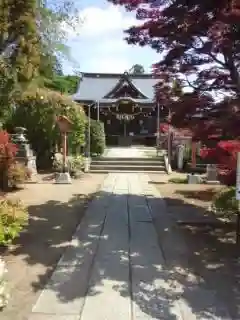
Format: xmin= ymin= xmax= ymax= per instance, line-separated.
xmin=69 ymin=155 xmax=84 ymax=172
xmin=52 ymin=154 xmax=84 ymax=175
xmin=200 ymin=140 xmax=240 ymax=186
xmin=0 ymin=198 xmax=28 ymax=246
xmin=7 ymin=89 xmax=85 ymax=169
xmin=52 ymin=153 xmax=63 ymax=172
xmin=7 ymin=163 xmax=28 ymax=188
xmin=169 ymin=177 xmax=188 ymax=184
xmin=211 ymin=187 xmax=238 ymax=217
xmin=0 ymin=131 xmax=18 ymax=190
xmin=87 ymin=119 xmax=105 ymax=156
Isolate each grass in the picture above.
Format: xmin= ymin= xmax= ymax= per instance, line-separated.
xmin=175 ymin=188 xmax=219 ymax=202
xmin=168 ymin=177 xmax=188 ymax=184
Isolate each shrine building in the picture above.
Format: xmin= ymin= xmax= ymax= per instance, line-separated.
xmin=72 ymin=71 xmax=164 ymax=146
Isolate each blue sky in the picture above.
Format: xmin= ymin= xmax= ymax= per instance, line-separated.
xmin=62 ymin=0 xmax=160 ymax=74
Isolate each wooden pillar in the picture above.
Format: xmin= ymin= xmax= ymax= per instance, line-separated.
xmin=62 ymin=132 xmax=67 ymax=171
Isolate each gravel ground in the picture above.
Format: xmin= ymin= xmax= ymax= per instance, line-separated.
xmin=149 ymin=173 xmax=240 ymax=319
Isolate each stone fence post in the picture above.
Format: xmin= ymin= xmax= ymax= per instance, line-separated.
xmin=176 ymin=144 xmax=185 ymax=170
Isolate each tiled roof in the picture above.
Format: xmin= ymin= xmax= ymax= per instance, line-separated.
xmin=72 ymin=72 xmax=159 ymax=102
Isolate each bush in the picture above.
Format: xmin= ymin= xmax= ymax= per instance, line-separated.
xmin=0 ymin=198 xmax=28 ymax=246
xmin=69 ymin=155 xmax=84 ymax=173
xmin=7 ymin=89 xmax=85 ymax=169
xmin=0 ymin=131 xmax=18 ymax=190
xmin=211 ymin=187 xmax=238 ymax=217
xmin=169 ymin=177 xmax=188 ymax=184
xmin=7 ymin=163 xmax=29 ymax=188
xmin=87 ymin=119 xmax=105 ymax=156
xmin=52 ymin=154 xmax=84 ymax=176
xmin=200 ymin=140 xmax=240 ymax=186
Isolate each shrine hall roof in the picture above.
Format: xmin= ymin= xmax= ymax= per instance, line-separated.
xmin=72 ymin=72 xmax=159 ymax=103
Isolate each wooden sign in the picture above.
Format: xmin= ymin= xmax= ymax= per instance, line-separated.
xmin=56 ymin=115 xmax=73 ymax=133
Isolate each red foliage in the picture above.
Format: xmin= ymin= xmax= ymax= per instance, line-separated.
xmin=160 ymin=123 xmax=169 ymax=133
xmin=0 ymin=131 xmax=18 ymax=170
xmin=160 ymin=123 xmax=192 ymax=138
xmin=109 ymin=0 xmax=240 ymax=144
xmin=109 ymin=0 xmax=240 ymax=96
xmin=200 ymin=140 xmax=240 ymax=185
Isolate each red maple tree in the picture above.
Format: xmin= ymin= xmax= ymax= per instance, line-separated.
xmin=110 ymin=0 xmax=240 ymax=95
xmin=109 ymin=0 xmax=240 ymax=183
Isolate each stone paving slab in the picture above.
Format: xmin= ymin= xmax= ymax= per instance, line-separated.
xmin=128 ymin=175 xmax=182 ymax=320
xmin=80 ymin=190 xmax=131 ymax=320
xmin=29 ymin=171 xmax=231 ymax=320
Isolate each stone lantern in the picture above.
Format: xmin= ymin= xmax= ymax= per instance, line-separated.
xmin=11 ymin=127 xmax=38 ymax=182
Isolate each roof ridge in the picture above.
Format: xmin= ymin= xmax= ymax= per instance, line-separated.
xmin=81 ymin=72 xmax=155 ymax=79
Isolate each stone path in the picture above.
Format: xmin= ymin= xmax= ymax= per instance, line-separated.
xmin=28 ymin=172 xmax=231 ymax=320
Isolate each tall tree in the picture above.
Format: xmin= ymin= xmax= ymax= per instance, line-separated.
xmin=0 ymin=0 xmax=40 ymax=120
xmin=44 ymin=75 xmax=79 ymax=94
xmin=0 ymin=0 xmax=78 ymax=115
xmin=108 ymin=0 xmax=240 ymax=141
xmin=129 ymin=64 xmax=145 ymax=74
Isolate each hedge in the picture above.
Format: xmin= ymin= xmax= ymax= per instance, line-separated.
xmin=86 ymin=119 xmax=105 ymax=156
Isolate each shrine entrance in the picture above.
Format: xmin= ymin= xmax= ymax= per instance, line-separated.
xmin=75 ymin=71 xmax=164 ymax=146
xmin=100 ymin=98 xmax=156 ymax=146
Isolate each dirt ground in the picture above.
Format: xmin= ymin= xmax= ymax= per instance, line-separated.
xmin=149 ymin=173 xmax=240 ymax=319
xmin=0 ymin=173 xmax=106 ymax=320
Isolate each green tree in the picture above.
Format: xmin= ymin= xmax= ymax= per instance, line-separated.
xmin=129 ymin=64 xmax=145 ymax=74
xmin=7 ymin=88 xmax=85 ymax=168
xmin=44 ymin=75 xmax=79 ymax=94
xmin=0 ymin=0 xmax=80 ymax=124
xmin=0 ymin=0 xmax=40 ymax=82
xmin=0 ymin=0 xmax=40 ymax=122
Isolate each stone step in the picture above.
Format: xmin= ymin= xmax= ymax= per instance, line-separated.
xmin=90 ymin=169 xmax=166 ymax=173
xmin=90 ymin=164 xmax=165 ymax=172
xmin=91 ymin=160 xmax=165 ymax=166
xmin=93 ymin=156 xmax=164 ymax=162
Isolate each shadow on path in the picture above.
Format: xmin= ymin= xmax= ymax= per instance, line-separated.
xmin=11 ymin=186 xmax=239 ymax=319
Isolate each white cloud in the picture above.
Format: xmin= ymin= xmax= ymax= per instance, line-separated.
xmin=88 ymin=56 xmax=132 ymax=73
xmin=63 ymin=4 xmax=137 ymax=39
xmin=62 ymin=4 xmax=159 ymax=74
xmin=79 ymin=5 xmax=136 ymax=37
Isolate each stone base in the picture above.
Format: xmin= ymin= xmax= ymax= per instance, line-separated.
xmin=55 ymin=172 xmax=72 ymax=184
xmin=84 ymin=158 xmax=91 ymax=172
xmin=187 ymin=173 xmax=202 ymax=184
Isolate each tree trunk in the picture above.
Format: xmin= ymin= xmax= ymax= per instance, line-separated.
xmin=224 ymin=50 xmax=240 ymax=97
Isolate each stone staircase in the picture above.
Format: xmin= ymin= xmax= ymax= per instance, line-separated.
xmin=90 ymin=156 xmax=166 ymax=173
